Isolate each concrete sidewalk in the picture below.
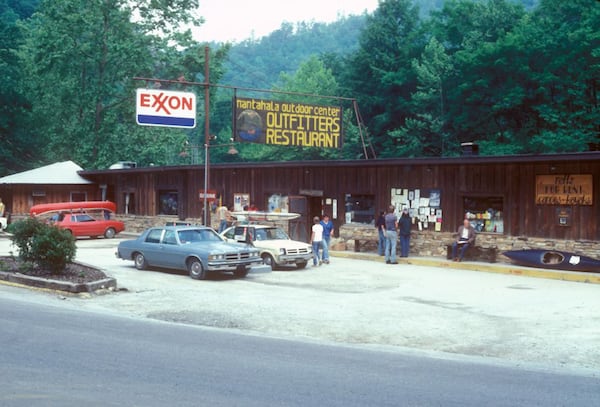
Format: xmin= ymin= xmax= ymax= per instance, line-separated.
xmin=332 ymin=250 xmax=600 ymax=285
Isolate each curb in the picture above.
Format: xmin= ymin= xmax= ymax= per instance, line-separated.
xmin=0 ymin=270 xmax=117 ymax=294
xmin=330 ymin=251 xmax=600 ymax=285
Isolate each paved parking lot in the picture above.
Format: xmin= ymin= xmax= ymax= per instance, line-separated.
xmin=2 ymin=234 xmax=600 ymax=375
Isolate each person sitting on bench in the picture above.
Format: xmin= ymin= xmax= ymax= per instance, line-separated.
xmin=452 ymin=218 xmax=476 ymax=261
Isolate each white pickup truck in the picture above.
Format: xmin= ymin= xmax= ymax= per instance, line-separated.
xmin=221 ymin=224 xmax=313 ymax=270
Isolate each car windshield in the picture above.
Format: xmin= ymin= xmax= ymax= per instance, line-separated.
xmin=259 ymin=227 xmax=289 ymax=240
xmin=178 ymin=228 xmax=223 ymax=243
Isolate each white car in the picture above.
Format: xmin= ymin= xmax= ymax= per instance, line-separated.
xmin=221 ymin=225 xmax=312 ymax=270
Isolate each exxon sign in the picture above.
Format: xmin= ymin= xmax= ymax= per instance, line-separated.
xmin=136 ymin=88 xmax=196 ymax=129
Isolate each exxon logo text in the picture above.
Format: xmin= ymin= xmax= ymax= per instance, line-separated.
xmin=136 ymin=88 xmax=196 ymax=129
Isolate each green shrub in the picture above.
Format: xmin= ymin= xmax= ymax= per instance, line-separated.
xmin=10 ymin=217 xmax=76 ymax=273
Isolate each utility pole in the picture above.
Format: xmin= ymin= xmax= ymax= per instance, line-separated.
xmin=203 ymin=46 xmax=210 ymax=226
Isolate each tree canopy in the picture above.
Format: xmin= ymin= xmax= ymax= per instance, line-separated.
xmin=0 ymin=0 xmax=597 ymax=174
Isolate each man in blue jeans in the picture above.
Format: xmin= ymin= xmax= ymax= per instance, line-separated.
xmin=383 ymin=205 xmax=398 ymax=264
xmin=320 ymin=214 xmax=334 ymax=264
xmin=310 ymin=216 xmax=324 ymax=266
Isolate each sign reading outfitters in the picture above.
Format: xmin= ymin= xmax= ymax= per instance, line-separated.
xmin=234 ymin=97 xmax=343 ymax=149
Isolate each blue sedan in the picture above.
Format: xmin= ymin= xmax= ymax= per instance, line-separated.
xmin=116 ymin=226 xmax=262 ymax=279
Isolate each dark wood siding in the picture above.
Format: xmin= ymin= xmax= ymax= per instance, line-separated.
xmin=80 ymin=152 xmax=600 ymax=241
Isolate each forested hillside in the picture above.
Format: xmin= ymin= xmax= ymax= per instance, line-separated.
xmin=1 ymin=0 xmax=596 ymax=174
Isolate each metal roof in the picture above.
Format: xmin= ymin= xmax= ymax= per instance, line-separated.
xmin=0 ymin=161 xmax=93 ymax=185
xmin=80 ymin=151 xmax=600 ymax=175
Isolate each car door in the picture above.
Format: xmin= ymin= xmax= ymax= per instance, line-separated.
xmin=157 ymin=229 xmax=184 ymax=269
xmin=140 ymin=228 xmax=166 ymax=267
xmin=71 ymin=214 xmax=99 ymax=237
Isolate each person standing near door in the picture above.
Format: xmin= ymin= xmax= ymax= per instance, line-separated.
xmin=310 ymin=216 xmax=324 ymax=267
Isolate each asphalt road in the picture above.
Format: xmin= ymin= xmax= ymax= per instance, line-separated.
xmin=1 ymin=292 xmax=599 ymax=407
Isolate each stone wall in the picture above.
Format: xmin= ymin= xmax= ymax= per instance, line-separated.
xmin=114 ymin=215 xmax=291 ymax=236
xmin=115 ymin=215 xmax=205 ymax=234
xmin=339 ymin=223 xmax=600 ymax=260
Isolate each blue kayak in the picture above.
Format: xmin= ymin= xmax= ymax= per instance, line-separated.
xmin=503 ymin=249 xmax=600 ymax=273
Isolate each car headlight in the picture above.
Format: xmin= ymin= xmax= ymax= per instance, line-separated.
xmin=209 ymin=254 xmax=225 ymax=261
xmin=279 ymin=248 xmax=286 ymax=255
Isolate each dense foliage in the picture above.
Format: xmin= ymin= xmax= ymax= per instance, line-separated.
xmin=0 ymin=0 xmax=597 ymax=172
xmin=9 ymin=217 xmax=76 ymax=273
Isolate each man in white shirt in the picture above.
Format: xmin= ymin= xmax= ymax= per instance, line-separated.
xmin=310 ymin=216 xmax=324 ymax=267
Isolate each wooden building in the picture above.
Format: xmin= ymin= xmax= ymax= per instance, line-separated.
xmin=78 ymin=152 xmax=600 ymax=243
xmin=0 ymin=161 xmax=98 ymax=217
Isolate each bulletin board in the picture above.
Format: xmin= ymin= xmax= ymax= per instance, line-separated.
xmin=391 ymin=188 xmax=442 ymax=231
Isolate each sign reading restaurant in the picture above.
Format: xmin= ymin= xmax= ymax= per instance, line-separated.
xmin=535 ymin=174 xmax=593 ymax=205
xmin=233 ymin=97 xmax=343 ymax=149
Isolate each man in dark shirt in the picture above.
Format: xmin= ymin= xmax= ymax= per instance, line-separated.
xmin=375 ymin=211 xmax=385 ymax=256
xmin=398 ymin=208 xmax=412 ymax=257
xmin=383 ymin=205 xmax=398 ymax=264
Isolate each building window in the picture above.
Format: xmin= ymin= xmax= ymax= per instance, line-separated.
xmin=463 ymin=196 xmax=504 ymax=233
xmin=70 ymin=192 xmax=87 ymax=201
xmin=344 ymin=194 xmax=375 ymax=224
xmin=159 ymin=191 xmax=178 ymax=215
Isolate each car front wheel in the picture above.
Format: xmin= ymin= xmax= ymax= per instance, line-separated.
xmin=188 ymin=258 xmax=207 ymax=280
xmin=262 ymin=253 xmax=276 ymax=270
xmin=134 ymin=252 xmax=147 ymax=270
xmin=104 ymin=227 xmax=116 ymax=239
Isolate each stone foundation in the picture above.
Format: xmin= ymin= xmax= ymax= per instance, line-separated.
xmin=339 ymin=223 xmax=600 ymax=260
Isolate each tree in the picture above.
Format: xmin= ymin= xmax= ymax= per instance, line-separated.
xmin=427 ymin=0 xmax=530 ymax=153
xmin=0 ymin=0 xmax=41 ymax=174
xmin=343 ymin=0 xmax=423 ymax=158
xmin=18 ymin=0 xmax=228 ymax=169
xmin=392 ymin=37 xmax=453 ymax=156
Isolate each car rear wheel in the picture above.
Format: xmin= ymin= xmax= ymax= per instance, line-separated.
xmin=262 ymin=253 xmax=276 ymax=270
xmin=104 ymin=227 xmax=116 ymax=239
xmin=296 ymin=261 xmax=308 ymax=270
xmin=188 ymin=258 xmax=207 ymax=280
xmin=233 ymin=266 xmax=249 ymax=278
xmin=134 ymin=252 xmax=147 ymax=270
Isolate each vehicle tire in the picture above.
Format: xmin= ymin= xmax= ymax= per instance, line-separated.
xmin=134 ymin=252 xmax=147 ymax=270
xmin=262 ymin=253 xmax=276 ymax=270
xmin=187 ymin=258 xmax=207 ymax=280
xmin=296 ymin=261 xmax=308 ymax=270
xmin=104 ymin=227 xmax=116 ymax=239
xmin=234 ymin=266 xmax=249 ymax=278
